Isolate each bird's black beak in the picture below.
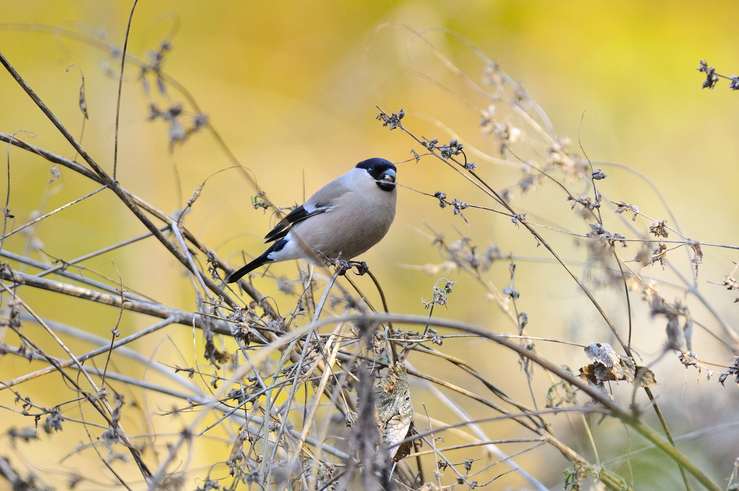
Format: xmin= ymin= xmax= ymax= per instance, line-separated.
xmin=377 ymin=168 xmax=396 ymax=191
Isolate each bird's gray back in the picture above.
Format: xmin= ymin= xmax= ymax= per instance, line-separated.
xmin=305 ymin=173 xmax=352 ymax=210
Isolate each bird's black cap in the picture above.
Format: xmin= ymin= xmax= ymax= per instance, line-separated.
xmin=355 ymin=158 xmax=396 ymax=180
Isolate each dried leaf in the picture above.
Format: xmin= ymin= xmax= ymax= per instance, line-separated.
xmin=635 ymin=366 xmax=657 ymax=387
xmin=579 ymin=342 xmax=655 ymax=388
xmin=374 ymin=363 xmax=414 ymax=461
xmin=683 ymin=318 xmax=694 ymax=353
xmin=545 ymin=373 xmax=577 ymax=408
xmin=665 ymin=316 xmax=685 ymax=351
xmin=584 ymin=342 xmax=620 ymax=368
xmin=78 ymin=74 xmax=89 ymax=120
xmin=689 ymin=241 xmax=703 ymax=278
xmin=392 ymin=422 xmax=417 ymax=463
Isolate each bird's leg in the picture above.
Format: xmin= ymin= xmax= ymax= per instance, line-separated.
xmin=333 ymin=258 xmax=352 ymax=276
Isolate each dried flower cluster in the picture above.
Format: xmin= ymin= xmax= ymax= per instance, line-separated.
xmin=698 ymin=60 xmax=739 ymax=90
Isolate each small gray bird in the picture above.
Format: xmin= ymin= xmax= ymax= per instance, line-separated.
xmin=226 ymin=158 xmax=397 ymax=283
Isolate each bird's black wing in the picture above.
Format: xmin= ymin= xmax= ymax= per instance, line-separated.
xmin=264 ymin=174 xmax=350 ymax=243
xmin=264 ymin=204 xmax=329 ymax=243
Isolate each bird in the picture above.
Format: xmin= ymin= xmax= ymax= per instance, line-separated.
xmin=225 ymin=158 xmax=397 ymax=283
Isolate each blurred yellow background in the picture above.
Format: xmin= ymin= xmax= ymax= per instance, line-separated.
xmin=1 ymin=1 xmax=738 ymax=489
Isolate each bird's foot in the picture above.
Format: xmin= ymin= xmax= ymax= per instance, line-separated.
xmin=334 ymin=258 xmax=352 ymax=276
xmin=333 ymin=259 xmax=368 ymax=276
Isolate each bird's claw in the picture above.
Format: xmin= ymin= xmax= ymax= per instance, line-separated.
xmin=351 ymin=261 xmax=369 ymax=276
xmin=334 ymin=259 xmax=368 ymax=276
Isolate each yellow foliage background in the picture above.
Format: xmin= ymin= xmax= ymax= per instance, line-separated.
xmin=1 ymin=1 xmax=737 ymax=488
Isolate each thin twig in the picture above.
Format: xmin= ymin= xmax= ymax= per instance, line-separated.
xmin=112 ymin=0 xmax=140 ymax=180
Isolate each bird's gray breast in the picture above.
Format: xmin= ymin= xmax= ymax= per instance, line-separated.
xmin=292 ymin=188 xmax=396 ymax=260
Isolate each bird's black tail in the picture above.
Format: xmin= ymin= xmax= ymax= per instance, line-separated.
xmin=226 ymin=239 xmax=288 ymax=284
xmin=225 ymin=254 xmax=270 ymax=283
